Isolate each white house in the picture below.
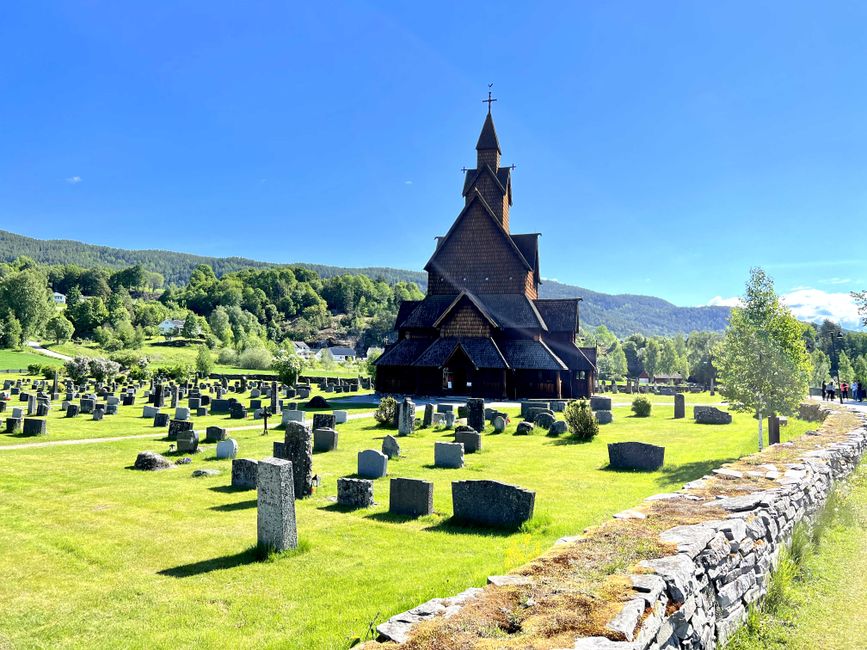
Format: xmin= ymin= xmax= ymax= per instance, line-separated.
xmin=52 ymin=292 xmax=66 ymax=304
xmin=158 ymin=318 xmax=187 ymax=336
xmin=319 ymin=346 xmax=357 ymax=362
xmin=291 ymin=341 xmax=314 ymax=359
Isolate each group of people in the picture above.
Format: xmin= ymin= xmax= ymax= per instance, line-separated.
xmin=821 ymin=379 xmax=866 ymax=402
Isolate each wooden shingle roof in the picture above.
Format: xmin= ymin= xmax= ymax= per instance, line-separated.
xmin=476 ymin=111 xmax=501 ymax=152
xmin=375 ymin=338 xmax=435 ymax=367
xmin=500 ymin=339 xmax=568 ymax=370
xmin=414 ymin=337 xmax=508 ymax=370
xmin=534 ymin=299 xmax=580 ymax=333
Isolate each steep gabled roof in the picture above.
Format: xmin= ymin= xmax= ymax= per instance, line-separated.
xmin=394 ymin=300 xmax=421 ymax=329
xmin=398 ymin=295 xmax=454 ymax=329
xmin=375 ymin=338 xmax=435 ymax=367
xmin=432 ymin=291 xmax=498 ymax=330
xmin=424 ymin=191 xmax=532 ymax=274
xmin=510 ymin=233 xmax=540 ymax=283
xmin=476 ymin=294 xmax=547 ymax=331
xmin=414 ymin=337 xmax=508 ymax=369
xmin=461 ymin=165 xmax=511 ymax=199
xmin=534 ymin=299 xmax=579 ymax=333
xmin=476 ymin=111 xmax=501 ymax=152
xmin=500 ymin=339 xmax=568 ymax=371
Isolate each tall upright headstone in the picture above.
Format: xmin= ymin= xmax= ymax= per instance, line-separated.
xmin=709 ymin=378 xmax=715 ymax=396
xmin=466 ymin=398 xmax=485 ymax=432
xmin=281 ymin=422 xmax=314 ymax=498
xmin=257 ymin=457 xmax=297 ymax=552
xmin=398 ymin=397 xmax=416 ymax=436
xmin=422 ymin=403 xmax=434 ymax=428
xmin=674 ymin=393 xmax=685 ymax=419
xmin=767 ymin=415 xmax=781 ymax=445
xmin=154 ymin=384 xmax=164 ymax=408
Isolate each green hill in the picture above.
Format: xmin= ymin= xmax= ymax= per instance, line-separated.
xmin=0 ymin=229 xmax=729 ymax=337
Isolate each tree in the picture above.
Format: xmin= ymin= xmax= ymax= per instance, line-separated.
xmin=642 ymin=339 xmax=661 ymax=378
xmin=319 ymin=348 xmax=335 ymax=369
xmin=208 ymin=306 xmax=232 ymax=346
xmin=365 ymin=348 xmax=383 ymax=380
xmin=855 ymin=355 xmax=867 ymax=382
xmin=809 ymin=349 xmax=831 ymax=388
xmin=715 ymin=268 xmax=810 ymax=450
xmin=0 ymin=268 xmax=53 ymax=340
xmin=853 ymin=290 xmax=867 ymax=326
xmin=0 ymin=313 xmax=23 ymax=348
xmin=46 ymin=315 xmax=74 ymax=344
xmin=181 ymin=315 xmax=200 ymax=339
xmin=195 ymin=345 xmax=214 ymax=376
xmin=272 ymin=350 xmax=303 ymax=386
xmin=838 ymin=350 xmax=854 ymax=383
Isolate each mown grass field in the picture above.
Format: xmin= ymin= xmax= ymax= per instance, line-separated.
xmin=0 ymin=389 xmax=809 ymax=649
xmin=0 ymin=349 xmax=64 ymax=370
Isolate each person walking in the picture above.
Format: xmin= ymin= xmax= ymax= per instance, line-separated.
xmin=852 ymin=380 xmax=859 ymax=403
xmin=828 ymin=380 xmax=836 ymax=401
xmin=821 ymin=380 xmax=827 ymax=401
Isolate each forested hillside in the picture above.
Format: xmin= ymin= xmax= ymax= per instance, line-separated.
xmin=0 ymin=229 xmax=730 ymax=336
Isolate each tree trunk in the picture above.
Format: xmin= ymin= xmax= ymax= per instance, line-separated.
xmin=757 ymin=409 xmax=764 ymax=451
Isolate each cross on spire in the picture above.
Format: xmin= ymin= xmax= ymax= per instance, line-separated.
xmin=482 ymin=83 xmax=497 ymax=113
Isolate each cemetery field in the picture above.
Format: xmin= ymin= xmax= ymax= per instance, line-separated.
xmin=0 ymin=349 xmax=64 ymax=371
xmin=0 ymin=397 xmax=812 ymax=649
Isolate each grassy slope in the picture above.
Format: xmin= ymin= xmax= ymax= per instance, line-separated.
xmin=0 ymin=389 xmax=810 ymax=649
xmin=729 ymin=462 xmax=867 ymax=650
xmin=0 ymin=349 xmax=64 ymax=370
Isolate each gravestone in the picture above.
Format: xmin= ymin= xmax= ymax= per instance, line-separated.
xmin=431 ymin=412 xmax=445 ymax=427
xmin=398 ymin=397 xmax=416 ymax=436
xmin=177 ymin=429 xmax=199 ymax=453
xmin=229 ymin=403 xmax=247 ymax=419
xmin=6 ymin=417 xmax=22 ymax=433
xmin=694 ymin=406 xmax=732 ymax=424
xmin=466 ymin=398 xmax=485 ymax=433
xmin=313 ymin=427 xmax=338 ymax=452
xmin=36 ymin=402 xmax=50 ymax=417
xmin=454 ymin=428 xmax=481 ymax=453
xmin=381 ymin=434 xmax=400 ymax=459
xmin=80 ymin=398 xmax=95 ymax=414
xmin=515 ymin=421 xmax=533 ymax=435
xmin=196 ymin=406 xmax=208 ymax=417
xmin=216 ymin=438 xmax=239 ymax=459
xmin=105 ymin=403 xmax=118 ymax=415
xmin=493 ymin=415 xmax=506 ymax=433
xmin=549 ymin=420 xmax=568 ymax=436
xmin=434 ymin=441 xmax=464 ymax=468
xmin=312 ymin=413 xmax=336 ymax=431
xmin=423 ymin=403 xmax=434 ymax=428
xmin=133 ymin=451 xmax=172 ymax=471
xmin=11 ymin=407 xmax=22 ymax=419
xmin=281 ymin=422 xmax=314 ymax=498
xmin=250 ymin=399 xmax=262 ymax=411
xmin=205 ymin=426 xmax=227 ymax=443
xmin=231 ymin=458 xmax=259 ymax=489
xmin=768 ymin=415 xmax=781 ymax=445
xmin=23 ymin=418 xmax=46 ymax=436
xmin=674 ymin=394 xmax=685 ymax=419
xmin=168 ymin=419 xmax=194 ymax=441
xmin=534 ymin=412 xmax=555 ymax=429
xmin=436 ymin=404 xmax=454 ymax=414
xmin=357 ymin=449 xmax=388 ymax=479
xmin=142 ymin=405 xmax=159 ymax=418
xmin=282 ymin=410 xmax=305 ymax=426
xmin=333 ymin=410 xmax=348 ymax=425
xmin=66 ymin=404 xmax=80 ymax=418
xmin=444 ymin=412 xmax=455 ymax=428
xmin=451 ymin=480 xmax=535 ymax=528
xmin=188 ymin=397 xmax=201 ymax=410
xmin=595 ymin=410 xmax=613 ymax=425
xmin=257 ymin=457 xmax=297 ymax=552
xmin=337 ymin=477 xmax=374 ymax=508
xmin=154 ymin=412 xmax=170 ymax=427
xmin=589 ymin=396 xmax=612 ymax=411
xmin=211 ymin=399 xmax=231 ymax=414
xmin=607 ymin=442 xmax=665 ymax=471
xmin=174 ymin=406 xmax=190 ymax=421
xmin=92 ymin=410 xmax=104 ymax=421
xmin=389 ymin=478 xmax=434 ymax=517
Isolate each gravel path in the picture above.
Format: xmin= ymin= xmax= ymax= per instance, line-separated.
xmin=26 ymin=341 xmax=73 ymax=362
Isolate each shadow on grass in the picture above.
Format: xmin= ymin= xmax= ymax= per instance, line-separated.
xmin=210 ymin=499 xmax=257 ymax=512
xmin=319 ymin=502 xmax=366 ymax=513
xmin=549 ymin=435 xmax=595 ymax=446
xmin=424 ymin=517 xmax=517 ymax=537
xmin=364 ymin=511 xmax=419 ymax=524
xmin=158 ymin=546 xmax=260 ymax=577
xmin=655 ymin=458 xmax=739 ymax=488
xmin=208 ymin=485 xmax=250 ymax=494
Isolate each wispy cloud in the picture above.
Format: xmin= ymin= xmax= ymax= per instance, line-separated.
xmin=404 ymin=180 xmax=413 ymax=185
xmin=66 ymin=175 xmax=82 ymax=184
xmin=706 ymin=289 xmax=864 ymax=329
xmin=821 ymin=277 xmax=853 ymax=285
xmin=706 ymin=295 xmax=742 ymax=307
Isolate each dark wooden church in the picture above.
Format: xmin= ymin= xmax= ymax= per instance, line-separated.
xmin=375 ymin=104 xmax=596 ymax=399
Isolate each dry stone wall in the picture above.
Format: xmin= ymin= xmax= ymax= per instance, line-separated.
xmin=372 ymin=405 xmax=867 ymax=649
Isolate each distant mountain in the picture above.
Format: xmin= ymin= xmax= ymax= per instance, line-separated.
xmin=0 ymin=229 xmax=730 ymax=336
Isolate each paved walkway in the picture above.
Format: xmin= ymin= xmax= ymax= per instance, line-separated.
xmin=26 ymin=341 xmax=73 ymax=362
xmin=0 ymin=410 xmax=375 ymax=451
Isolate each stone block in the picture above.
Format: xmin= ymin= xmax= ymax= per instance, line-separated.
xmin=154 ymin=412 xmax=170 ymax=427
xmin=337 ymin=477 xmax=374 ymax=508
xmin=281 ymin=409 xmax=305 ymax=426
xmin=674 ymin=393 xmax=685 ymax=419
xmin=312 ymin=413 xmax=336 ymax=431
xmin=454 ymin=428 xmax=481 ymax=453
xmin=231 ymin=458 xmax=258 ymax=489
xmin=549 ymin=420 xmax=568 ymax=435
xmin=176 ymin=429 xmax=199 ymax=453
xmin=23 ymin=418 xmax=46 ymax=436
xmin=142 ymin=405 xmax=159 ymax=418
xmin=398 ymin=397 xmax=416 ymax=436
xmin=205 ymin=426 xmax=227 ymax=443
xmin=333 ymin=410 xmax=348 ymax=425
xmin=389 ymin=478 xmax=433 ymax=517
xmin=281 ymin=422 xmax=314 ymax=498
xmin=257 ymin=457 xmax=297 ymax=552
xmin=134 ymin=451 xmax=172 ymax=471
xmin=493 ymin=415 xmax=507 ymax=432
xmin=595 ymin=410 xmax=613 ymax=424
xmin=358 ymin=449 xmax=388 ymax=479
xmin=451 ymin=480 xmax=535 ymax=528
xmin=5 ymin=417 xmax=22 ymax=433
xmin=313 ymin=427 xmax=338 ymax=452
xmin=434 ymin=441 xmax=464 ymax=468
xmin=216 ymin=438 xmax=239 ymax=459
xmin=66 ymin=404 xmax=80 ymax=418
xmin=168 ymin=419 xmax=193 ymax=441
xmin=590 ymin=396 xmax=612 ymax=411
xmin=608 ymin=442 xmax=665 ymax=471
xmin=422 ymin=403 xmax=434 ymax=427
xmin=515 ymin=421 xmax=533 ymax=435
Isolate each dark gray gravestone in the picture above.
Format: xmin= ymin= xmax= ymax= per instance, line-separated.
xmin=693 ymin=406 xmax=732 ymax=424
xmin=154 ymin=412 xmax=170 ymax=427
xmin=176 ymin=429 xmax=199 ymax=453
xmin=389 ymin=478 xmax=433 ymax=517
xmin=23 ymin=418 xmax=47 ymax=436
xmin=312 ymin=413 xmax=336 ymax=431
xmin=454 ymin=428 xmax=481 ymax=453
xmin=674 ymin=394 xmax=685 ymax=419
xmin=422 ymin=403 xmax=434 ymax=428
xmin=167 ymin=419 xmax=194 ymax=441
xmin=451 ymin=480 xmax=535 ymax=528
xmin=589 ymin=396 xmax=612 ymax=411
xmin=313 ymin=427 xmax=338 ymax=452
xmin=281 ymin=422 xmax=313 ymax=498
xmin=381 ymin=434 xmax=400 ymax=459
xmin=466 ymin=398 xmax=485 ymax=433
xmin=256 ymin=457 xmax=297 ymax=552
xmin=205 ymin=426 xmax=227 ymax=443
xmin=337 ymin=477 xmax=374 ymax=508
xmin=607 ymin=442 xmax=665 ymax=471
xmin=6 ymin=417 xmax=22 ymax=433
xmin=66 ymin=404 xmax=80 ymax=418
xmin=231 ymin=458 xmax=258 ymax=489
xmin=768 ymin=416 xmax=781 ymax=445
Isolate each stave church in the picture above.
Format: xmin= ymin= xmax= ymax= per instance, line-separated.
xmin=375 ymin=101 xmax=596 ymax=399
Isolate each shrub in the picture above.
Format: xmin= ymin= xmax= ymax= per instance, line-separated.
xmin=272 ymin=350 xmax=303 ymax=386
xmin=237 ymin=346 xmax=274 ymax=370
xmin=217 ymin=348 xmax=238 ymax=365
xmin=564 ymin=399 xmax=598 ymax=441
xmin=374 ymin=396 xmax=397 ymax=427
xmin=631 ymin=396 xmax=652 ymax=417
xmin=196 ymin=345 xmax=214 ymax=376
xmin=27 ymin=363 xmax=44 ymax=376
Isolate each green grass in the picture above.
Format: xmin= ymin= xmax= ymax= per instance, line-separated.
xmin=0 ymin=349 xmax=64 ymax=371
xmin=0 ymin=392 xmax=811 ymax=649
xmin=728 ymin=461 xmax=867 ymax=650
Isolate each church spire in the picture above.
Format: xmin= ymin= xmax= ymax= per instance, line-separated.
xmin=476 ymin=94 xmax=501 ymax=170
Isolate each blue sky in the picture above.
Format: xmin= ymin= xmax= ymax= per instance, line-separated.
xmin=1 ymin=2 xmax=866 ymax=327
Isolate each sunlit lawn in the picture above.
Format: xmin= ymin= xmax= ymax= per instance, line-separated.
xmin=0 ymin=389 xmax=812 ymax=649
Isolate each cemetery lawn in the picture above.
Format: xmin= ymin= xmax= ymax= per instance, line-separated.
xmin=0 ymin=397 xmax=812 ymax=649
xmin=0 ymin=349 xmax=64 ymax=370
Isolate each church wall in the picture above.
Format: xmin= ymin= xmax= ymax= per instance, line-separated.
xmin=439 ymin=304 xmax=491 ymax=338
xmin=467 ymin=172 xmax=509 ymax=231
